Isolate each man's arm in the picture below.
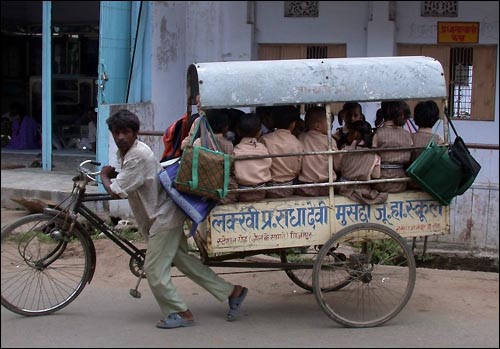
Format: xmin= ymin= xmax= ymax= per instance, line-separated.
xmin=100 ymin=165 xmax=121 ymax=199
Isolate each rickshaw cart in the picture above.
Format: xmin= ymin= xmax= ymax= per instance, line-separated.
xmin=185 ymin=56 xmax=450 ymax=328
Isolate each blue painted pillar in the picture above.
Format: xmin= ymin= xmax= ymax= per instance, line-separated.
xmin=97 ymin=1 xmax=132 ymax=191
xmin=128 ymin=1 xmax=152 ymax=103
xmin=42 ymin=1 xmax=52 ymax=171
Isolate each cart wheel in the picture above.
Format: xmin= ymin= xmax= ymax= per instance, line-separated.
xmin=280 ymin=247 xmax=351 ymax=293
xmin=313 ymin=223 xmax=416 ymax=328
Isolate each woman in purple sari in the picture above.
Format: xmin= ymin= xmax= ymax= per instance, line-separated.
xmin=6 ymin=103 xmax=40 ymax=150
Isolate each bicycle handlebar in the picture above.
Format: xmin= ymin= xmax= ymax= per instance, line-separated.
xmin=79 ymin=160 xmax=101 ymax=181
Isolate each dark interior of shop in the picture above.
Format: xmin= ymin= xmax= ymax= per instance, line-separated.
xmin=1 ymin=1 xmax=100 ymax=153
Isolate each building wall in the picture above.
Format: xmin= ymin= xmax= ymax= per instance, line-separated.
xmin=149 ymin=1 xmax=253 ymax=154
xmin=255 ymin=1 xmax=369 ymax=57
xmin=394 ymin=0 xmax=499 ymax=186
xmin=150 ymin=0 xmax=187 ymax=156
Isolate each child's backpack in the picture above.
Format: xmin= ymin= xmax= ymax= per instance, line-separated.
xmin=160 ymin=112 xmax=197 ymax=162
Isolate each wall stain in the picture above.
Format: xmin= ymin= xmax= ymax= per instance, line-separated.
xmin=459 ymin=218 xmax=473 ymax=242
xmin=156 ymin=16 xmax=178 ymax=70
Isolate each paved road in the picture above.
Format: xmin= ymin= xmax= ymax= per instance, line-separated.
xmin=1 ymin=265 xmax=499 ymax=348
xmin=1 ymin=209 xmax=499 ymax=348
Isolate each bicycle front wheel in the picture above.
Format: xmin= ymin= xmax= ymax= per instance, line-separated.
xmin=1 ymin=213 xmax=92 ymax=316
xmin=313 ymin=223 xmax=416 ymax=328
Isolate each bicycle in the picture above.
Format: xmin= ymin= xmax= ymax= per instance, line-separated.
xmin=1 ymin=160 xmax=147 ymax=316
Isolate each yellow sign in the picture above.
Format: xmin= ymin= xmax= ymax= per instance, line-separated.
xmin=206 ymin=192 xmax=449 ymax=253
xmin=438 ymin=22 xmax=479 ymax=44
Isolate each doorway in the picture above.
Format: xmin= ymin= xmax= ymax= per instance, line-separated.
xmin=0 ymin=1 xmax=100 ymax=170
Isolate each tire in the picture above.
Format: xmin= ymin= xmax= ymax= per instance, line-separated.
xmin=280 ymin=247 xmax=351 ymax=293
xmin=280 ymin=247 xmax=315 ymax=292
xmin=1 ymin=213 xmax=93 ymax=316
xmin=313 ymin=223 xmax=416 ymax=328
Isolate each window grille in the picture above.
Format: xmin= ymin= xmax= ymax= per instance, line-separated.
xmin=449 ymin=47 xmax=473 ymax=119
xmin=307 ymin=46 xmax=327 ymax=59
xmin=421 ymin=1 xmax=458 ymax=17
xmin=285 ymin=1 xmax=319 ymax=17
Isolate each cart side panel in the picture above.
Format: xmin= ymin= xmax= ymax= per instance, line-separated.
xmin=206 ymin=191 xmax=450 ymax=253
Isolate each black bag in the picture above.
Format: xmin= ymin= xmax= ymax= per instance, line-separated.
xmin=448 ymin=135 xmax=481 ymax=195
xmin=406 ymin=140 xmax=459 ymax=205
xmin=406 ymin=114 xmax=481 ymax=205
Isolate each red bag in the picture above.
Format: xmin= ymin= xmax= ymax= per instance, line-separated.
xmin=160 ymin=113 xmax=196 ymax=162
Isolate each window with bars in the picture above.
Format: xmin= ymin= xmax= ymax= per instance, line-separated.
xmin=307 ymin=45 xmax=327 ymax=59
xmin=449 ymin=47 xmax=473 ymax=119
xmin=391 ymin=44 xmax=498 ymax=120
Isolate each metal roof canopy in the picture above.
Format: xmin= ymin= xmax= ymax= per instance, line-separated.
xmin=187 ymin=56 xmax=447 ymax=109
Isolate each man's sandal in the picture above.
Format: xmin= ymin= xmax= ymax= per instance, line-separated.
xmin=226 ymin=287 xmax=248 ymax=321
xmin=156 ymin=313 xmax=194 ymax=329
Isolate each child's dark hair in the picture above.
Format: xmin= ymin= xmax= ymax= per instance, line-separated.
xmin=337 ymin=108 xmax=346 ymax=126
xmin=385 ymin=101 xmax=407 ymax=126
xmin=238 ymin=113 xmax=261 ymax=138
xmin=205 ymin=109 xmax=229 ymax=133
xmin=347 ymin=120 xmax=373 ymax=148
xmin=106 ymin=109 xmax=140 ymax=132
xmin=414 ymin=100 xmax=440 ymax=128
xmin=375 ymin=108 xmax=385 ymax=127
xmin=343 ymin=102 xmax=364 ymax=125
xmin=403 ymin=101 xmax=411 ymax=121
xmin=226 ymin=108 xmax=245 ymax=131
xmin=273 ymin=105 xmax=300 ymax=129
xmin=256 ymin=106 xmax=274 ymax=119
xmin=304 ymin=106 xmax=326 ymax=129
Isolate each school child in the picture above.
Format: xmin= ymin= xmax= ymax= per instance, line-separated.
xmin=205 ymin=109 xmax=238 ymax=203
xmin=181 ymin=109 xmax=233 ymax=153
xmin=411 ymin=100 xmax=444 ymax=160
xmin=337 ymin=120 xmax=388 ymax=204
xmin=372 ymin=101 xmax=414 ymax=193
xmin=233 ymin=113 xmax=272 ymax=202
xmin=225 ymin=108 xmax=245 ymax=145
xmin=205 ymin=109 xmax=234 ymax=154
xmin=292 ymin=117 xmax=307 ymax=138
xmin=333 ymin=102 xmax=371 ymax=149
xmin=260 ymin=105 xmax=303 ymax=198
xmin=295 ymin=106 xmax=339 ymax=197
xmin=333 ymin=107 xmax=348 ymax=149
xmin=408 ymin=100 xmax=444 ymax=190
xmin=256 ymin=106 xmax=275 ymax=136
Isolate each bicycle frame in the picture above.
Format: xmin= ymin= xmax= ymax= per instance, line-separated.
xmin=78 ymin=194 xmax=146 ymax=261
xmin=44 ymin=175 xmax=147 ymax=283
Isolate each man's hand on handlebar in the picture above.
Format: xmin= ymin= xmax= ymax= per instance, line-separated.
xmin=100 ymin=165 xmax=121 ymax=199
xmin=100 ymin=165 xmax=118 ymax=179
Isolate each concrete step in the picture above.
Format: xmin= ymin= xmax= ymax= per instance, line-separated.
xmin=1 ymin=168 xmax=100 ymax=211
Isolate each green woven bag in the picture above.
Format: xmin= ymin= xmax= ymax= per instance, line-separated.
xmin=174 ymin=116 xmax=232 ymax=201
